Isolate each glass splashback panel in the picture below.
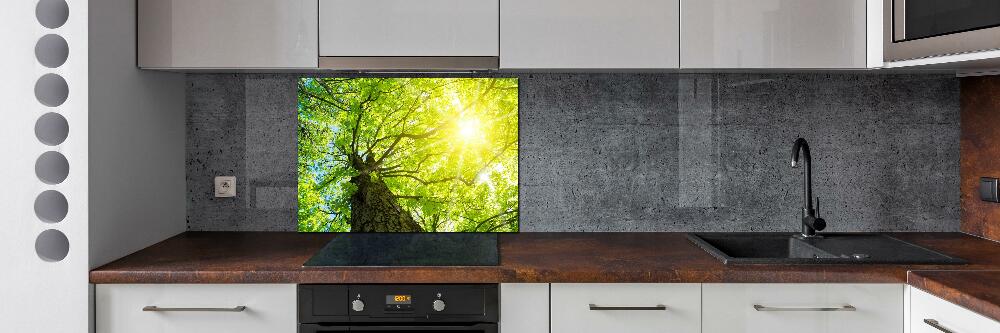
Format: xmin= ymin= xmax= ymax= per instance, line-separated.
xmin=297 ymin=78 xmax=519 ymax=232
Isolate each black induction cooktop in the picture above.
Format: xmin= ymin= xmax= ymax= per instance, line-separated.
xmin=303 ymin=233 xmax=500 ymax=267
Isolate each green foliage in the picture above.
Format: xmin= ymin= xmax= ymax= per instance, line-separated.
xmin=297 ymin=78 xmax=519 ymax=232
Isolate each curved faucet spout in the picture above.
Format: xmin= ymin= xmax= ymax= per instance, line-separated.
xmin=791 ymin=138 xmax=810 ymax=168
xmin=791 ymin=138 xmax=824 ymax=237
xmin=791 ymin=138 xmax=813 ymax=207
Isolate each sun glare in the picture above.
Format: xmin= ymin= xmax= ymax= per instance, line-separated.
xmin=457 ymin=117 xmax=481 ymax=142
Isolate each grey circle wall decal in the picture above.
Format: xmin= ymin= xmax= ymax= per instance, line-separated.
xmin=35 ymin=151 xmax=69 ymax=184
xmin=36 ymin=0 xmax=70 ymax=29
xmin=34 ymin=73 xmax=69 ymax=107
xmin=35 ymin=34 xmax=69 ymax=68
xmin=34 ymin=190 xmax=68 ymax=223
xmin=35 ymin=112 xmax=69 ymax=146
xmin=35 ymin=229 xmax=69 ymax=262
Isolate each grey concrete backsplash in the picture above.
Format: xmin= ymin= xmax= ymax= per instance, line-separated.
xmin=186 ymin=73 xmax=960 ymax=232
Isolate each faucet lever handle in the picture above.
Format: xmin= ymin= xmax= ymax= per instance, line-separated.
xmin=815 ymin=196 xmax=820 ymax=218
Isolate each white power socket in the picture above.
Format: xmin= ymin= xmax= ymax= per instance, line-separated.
xmin=215 ymin=176 xmax=236 ymax=198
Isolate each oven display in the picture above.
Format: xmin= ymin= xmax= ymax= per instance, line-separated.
xmin=386 ymin=295 xmax=412 ymax=304
xmin=385 ymin=295 xmax=413 ymax=311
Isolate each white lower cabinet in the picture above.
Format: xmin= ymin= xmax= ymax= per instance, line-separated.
xmin=500 ymin=283 xmax=549 ymax=333
xmin=910 ymin=287 xmax=1000 ymax=333
xmin=95 ymin=283 xmax=999 ymax=333
xmin=551 ymin=283 xmax=701 ymax=333
xmin=96 ymin=284 xmax=297 ymax=333
xmin=702 ymin=283 xmax=904 ymax=333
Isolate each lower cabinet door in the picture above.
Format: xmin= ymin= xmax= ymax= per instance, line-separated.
xmin=702 ymin=283 xmax=904 ymax=333
xmin=96 ymin=284 xmax=297 ymax=333
xmin=550 ymin=283 xmax=701 ymax=333
xmin=910 ymin=287 xmax=1000 ymax=333
xmin=500 ymin=283 xmax=549 ymax=333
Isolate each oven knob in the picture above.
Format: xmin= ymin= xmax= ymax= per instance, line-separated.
xmin=351 ymin=299 xmax=365 ymax=312
xmin=432 ymin=299 xmax=446 ymax=312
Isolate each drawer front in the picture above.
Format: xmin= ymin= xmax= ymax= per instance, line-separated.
xmin=551 ymin=283 xmax=701 ymax=333
xmin=703 ymin=283 xmax=903 ymax=333
xmin=96 ymin=284 xmax=296 ymax=333
xmin=910 ymin=287 xmax=1000 ymax=333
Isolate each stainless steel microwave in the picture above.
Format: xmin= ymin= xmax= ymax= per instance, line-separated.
xmin=885 ymin=0 xmax=1000 ymax=62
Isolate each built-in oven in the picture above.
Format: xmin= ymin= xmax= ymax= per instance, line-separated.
xmin=298 ymin=284 xmax=498 ymax=333
xmin=885 ymin=0 xmax=1000 ymax=61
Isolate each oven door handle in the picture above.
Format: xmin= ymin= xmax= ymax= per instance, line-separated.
xmin=299 ymin=325 xmax=349 ymax=333
xmin=349 ymin=323 xmax=497 ymax=331
xmin=299 ymin=323 xmax=497 ymax=332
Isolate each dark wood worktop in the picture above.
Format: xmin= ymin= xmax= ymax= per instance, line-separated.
xmin=908 ymin=270 xmax=1000 ymax=322
xmin=91 ymin=232 xmax=1000 ymax=285
xmin=89 ymin=232 xmax=1000 ymax=320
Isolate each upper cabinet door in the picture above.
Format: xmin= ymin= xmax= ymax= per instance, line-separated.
xmin=319 ymin=0 xmax=500 ymax=57
xmin=680 ymin=0 xmax=868 ymax=68
xmin=138 ymin=0 xmax=318 ymax=69
xmin=500 ymin=0 xmax=680 ymax=69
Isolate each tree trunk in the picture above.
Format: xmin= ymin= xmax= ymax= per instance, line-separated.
xmin=348 ymin=173 xmax=423 ymax=232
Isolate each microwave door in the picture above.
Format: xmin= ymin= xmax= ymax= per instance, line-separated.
xmin=896 ymin=0 xmax=1000 ymax=42
xmin=885 ymin=0 xmax=1000 ymax=61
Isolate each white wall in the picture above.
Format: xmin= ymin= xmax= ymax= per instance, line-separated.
xmin=0 ymin=0 xmax=185 ymax=331
xmin=88 ymin=0 xmax=186 ymax=269
xmin=0 ymin=0 xmax=90 ymax=331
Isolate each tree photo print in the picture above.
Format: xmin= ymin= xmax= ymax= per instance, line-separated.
xmin=297 ymin=78 xmax=519 ymax=232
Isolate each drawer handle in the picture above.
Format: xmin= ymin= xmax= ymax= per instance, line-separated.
xmin=753 ymin=304 xmax=856 ymax=312
xmin=142 ymin=306 xmax=247 ymax=312
xmin=589 ymin=304 xmax=667 ymax=311
xmin=923 ymin=319 xmax=955 ymax=333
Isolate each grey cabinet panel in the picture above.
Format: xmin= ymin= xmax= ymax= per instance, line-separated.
xmin=501 ymin=0 xmax=680 ymax=69
xmin=681 ymin=0 xmax=868 ymax=69
xmin=138 ymin=0 xmax=318 ymax=69
xmin=319 ymin=0 xmax=499 ymax=57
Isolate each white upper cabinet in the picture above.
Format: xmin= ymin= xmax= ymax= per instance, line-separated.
xmin=680 ymin=0 xmax=870 ymax=69
xmin=137 ymin=0 xmax=318 ymax=69
xmin=319 ymin=0 xmax=499 ymax=57
xmin=500 ymin=0 xmax=680 ymax=69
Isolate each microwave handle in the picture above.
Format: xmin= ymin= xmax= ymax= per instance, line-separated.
xmin=893 ymin=0 xmax=906 ymax=41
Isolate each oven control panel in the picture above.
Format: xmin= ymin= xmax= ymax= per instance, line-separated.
xmin=298 ymin=284 xmax=498 ymax=324
xmin=385 ymin=294 xmax=414 ymax=311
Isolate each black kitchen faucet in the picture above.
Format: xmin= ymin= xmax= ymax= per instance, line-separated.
xmin=791 ymin=138 xmax=826 ymax=238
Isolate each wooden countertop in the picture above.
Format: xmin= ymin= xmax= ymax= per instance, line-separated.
xmin=908 ymin=270 xmax=1000 ymax=323
xmin=89 ymin=232 xmax=1000 ymax=321
xmin=91 ymin=232 xmax=1000 ymax=284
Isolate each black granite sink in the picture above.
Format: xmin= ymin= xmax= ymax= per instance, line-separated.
xmin=687 ymin=233 xmax=966 ymax=265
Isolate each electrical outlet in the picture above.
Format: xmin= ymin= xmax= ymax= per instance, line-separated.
xmin=215 ymin=176 xmax=236 ymax=198
xmin=980 ymin=177 xmax=999 ymax=202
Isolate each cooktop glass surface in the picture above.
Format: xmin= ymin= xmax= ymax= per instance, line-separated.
xmin=303 ymin=233 xmax=499 ymax=267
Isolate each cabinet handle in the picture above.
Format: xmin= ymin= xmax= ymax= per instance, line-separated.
xmin=753 ymin=304 xmax=856 ymax=312
xmin=588 ymin=304 xmax=667 ymax=311
xmin=923 ymin=319 xmax=955 ymax=333
xmin=142 ymin=306 xmax=247 ymax=312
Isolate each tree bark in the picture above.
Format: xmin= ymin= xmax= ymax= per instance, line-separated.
xmin=348 ymin=173 xmax=423 ymax=232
